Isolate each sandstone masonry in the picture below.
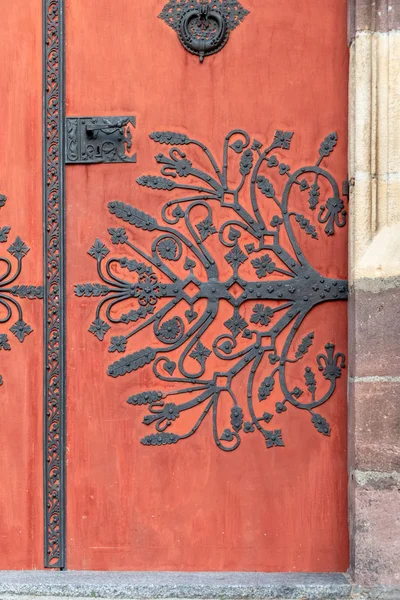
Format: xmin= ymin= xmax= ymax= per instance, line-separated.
xmin=348 ymin=0 xmax=400 ymax=587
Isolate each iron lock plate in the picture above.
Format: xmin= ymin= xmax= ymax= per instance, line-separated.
xmin=66 ymin=116 xmax=136 ymax=164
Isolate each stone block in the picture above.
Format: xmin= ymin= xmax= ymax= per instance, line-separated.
xmin=348 ymin=381 xmax=400 ymax=472
xmin=349 ymin=285 xmax=400 ymax=378
xmin=348 ymin=0 xmax=400 ymax=44
xmin=351 ymin=483 xmax=400 ymax=586
xmin=349 ymin=30 xmax=400 ymax=281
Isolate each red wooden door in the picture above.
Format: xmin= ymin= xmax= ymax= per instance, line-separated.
xmin=0 ymin=0 xmax=43 ymax=569
xmin=66 ymin=0 xmax=349 ymax=571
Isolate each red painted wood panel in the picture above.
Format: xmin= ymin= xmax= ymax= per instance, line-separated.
xmin=0 ymin=0 xmax=43 ymax=569
xmin=66 ymin=0 xmax=349 ymax=571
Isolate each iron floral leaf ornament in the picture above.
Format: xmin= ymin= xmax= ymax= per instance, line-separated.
xmin=0 ymin=192 xmax=43 ymax=385
xmin=76 ymin=128 xmax=348 ymax=452
xmin=159 ymin=0 xmax=250 ymax=62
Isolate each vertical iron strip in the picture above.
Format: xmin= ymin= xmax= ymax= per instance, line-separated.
xmin=43 ymin=0 xmax=66 ymax=569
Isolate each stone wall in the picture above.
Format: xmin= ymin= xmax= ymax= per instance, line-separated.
xmin=348 ymin=0 xmax=400 ymax=587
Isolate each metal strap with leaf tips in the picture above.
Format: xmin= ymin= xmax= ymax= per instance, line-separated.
xmin=0 ymin=192 xmax=43 ymax=385
xmin=75 ymin=128 xmax=347 ymax=451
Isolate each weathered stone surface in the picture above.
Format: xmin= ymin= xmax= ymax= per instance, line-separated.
xmin=0 ymin=572 xmax=397 ymax=600
xmin=348 ymin=0 xmax=400 ymax=44
xmin=348 ymin=30 xmax=400 ymax=283
xmin=348 ymin=0 xmax=400 ymax=588
xmin=351 ymin=485 xmax=400 ymax=586
xmin=348 ymin=285 xmax=400 ymax=378
xmin=0 ymin=572 xmax=352 ymax=599
xmin=349 ymin=380 xmax=400 ymax=472
xmin=354 ymin=470 xmax=400 ymax=489
xmin=354 ymin=586 xmax=400 ymax=599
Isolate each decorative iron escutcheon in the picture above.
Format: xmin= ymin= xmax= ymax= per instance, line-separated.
xmin=159 ymin=0 xmax=249 ymax=62
xmin=66 ymin=117 xmax=136 ymax=164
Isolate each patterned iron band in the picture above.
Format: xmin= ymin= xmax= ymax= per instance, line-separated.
xmin=43 ymin=0 xmax=66 ymax=569
xmin=76 ymin=128 xmax=348 ymax=452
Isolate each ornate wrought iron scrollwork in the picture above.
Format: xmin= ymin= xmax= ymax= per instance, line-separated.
xmin=0 ymin=193 xmax=43 ymax=384
xmin=159 ymin=0 xmax=249 ymax=62
xmin=75 ymin=127 xmax=348 ymax=452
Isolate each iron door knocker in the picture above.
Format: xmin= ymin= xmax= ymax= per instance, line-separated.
xmin=159 ymin=0 xmax=249 ymax=63
xmin=178 ymin=3 xmax=228 ymax=62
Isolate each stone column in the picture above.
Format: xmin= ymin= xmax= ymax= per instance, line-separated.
xmin=348 ymin=0 xmax=400 ymax=587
